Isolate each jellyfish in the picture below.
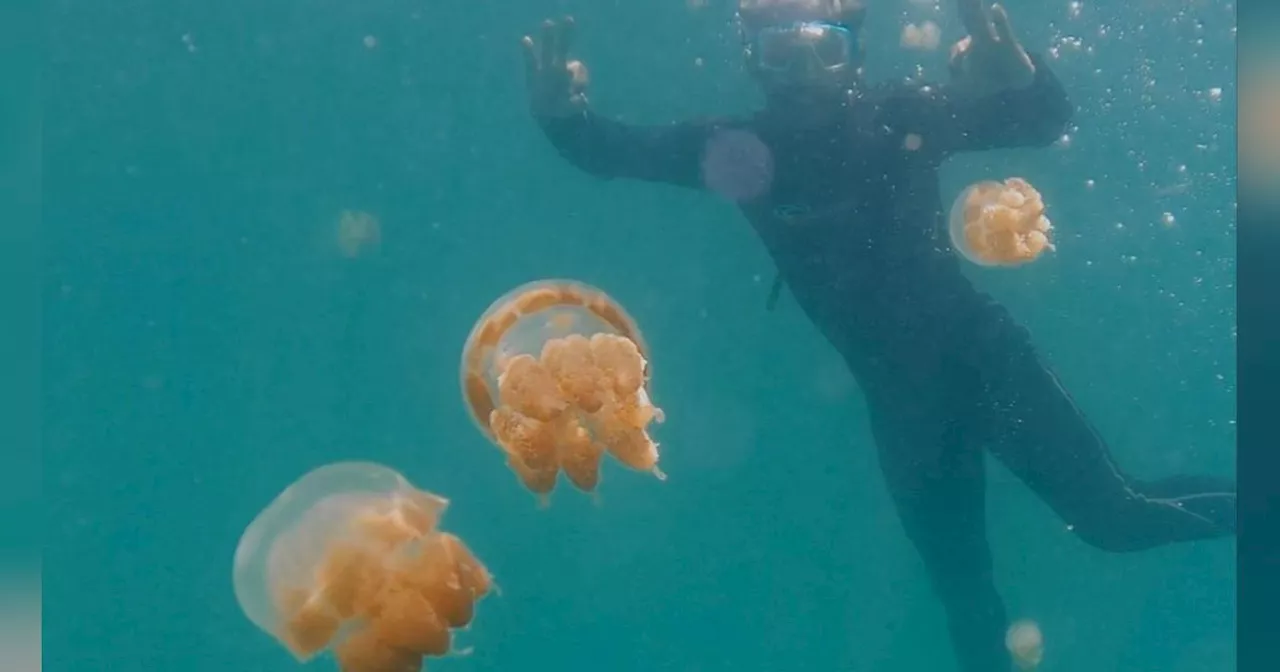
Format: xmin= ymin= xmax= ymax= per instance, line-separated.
xmin=460 ymin=279 xmax=666 ymax=500
xmin=232 ymin=462 xmax=492 ymax=671
xmin=948 ymin=177 xmax=1054 ymax=267
xmin=336 ymin=209 xmax=381 ymax=259
xmin=1005 ymin=619 xmax=1044 ymax=670
xmin=900 ymin=21 xmax=941 ymax=51
xmin=701 ymin=128 xmax=774 ymax=202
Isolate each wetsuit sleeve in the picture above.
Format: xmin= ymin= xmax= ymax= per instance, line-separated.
xmin=537 ymin=110 xmax=717 ymax=190
xmin=889 ymin=52 xmax=1073 ymax=154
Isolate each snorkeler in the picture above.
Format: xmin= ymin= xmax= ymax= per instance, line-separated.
xmin=520 ymin=1 xmax=1237 ymax=670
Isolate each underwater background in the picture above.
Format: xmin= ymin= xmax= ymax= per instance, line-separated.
xmin=45 ymin=1 xmax=1236 ymax=670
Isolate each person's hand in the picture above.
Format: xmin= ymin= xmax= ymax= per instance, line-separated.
xmin=948 ymin=1 xmax=1036 ymax=98
xmin=521 ymin=16 xmax=590 ymax=119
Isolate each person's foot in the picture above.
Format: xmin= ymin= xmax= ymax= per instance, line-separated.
xmin=1142 ymin=475 xmax=1237 ymax=535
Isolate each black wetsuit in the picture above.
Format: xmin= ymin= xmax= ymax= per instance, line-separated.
xmin=537 ymin=54 xmax=1236 ymax=671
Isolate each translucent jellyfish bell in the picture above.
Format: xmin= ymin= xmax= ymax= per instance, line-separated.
xmin=948 ymin=177 xmax=1055 ymax=267
xmin=1005 ymin=619 xmax=1045 ymax=670
xmin=232 ymin=462 xmax=492 ymax=670
xmin=460 ymin=280 xmax=666 ymax=499
xmin=335 ymin=209 xmax=381 ymax=259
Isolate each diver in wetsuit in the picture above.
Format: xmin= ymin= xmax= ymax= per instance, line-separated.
xmin=521 ymin=1 xmax=1237 ymax=669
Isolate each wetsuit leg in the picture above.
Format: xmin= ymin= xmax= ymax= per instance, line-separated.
xmin=976 ymin=340 xmax=1236 ymax=551
xmin=928 ymin=292 xmax=1238 ymax=552
xmin=868 ymin=392 xmax=1011 ymax=672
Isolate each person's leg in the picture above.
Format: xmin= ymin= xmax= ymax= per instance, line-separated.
xmin=977 ymin=329 xmax=1235 ymax=552
xmin=869 ymin=397 xmax=1010 ymax=672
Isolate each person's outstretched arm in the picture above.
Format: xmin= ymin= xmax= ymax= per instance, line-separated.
xmin=886 ymin=1 xmax=1073 ymax=153
xmin=522 ymin=16 xmax=718 ymax=190
xmin=537 ymin=110 xmax=717 ymax=189
xmin=897 ymin=51 xmax=1072 ymax=152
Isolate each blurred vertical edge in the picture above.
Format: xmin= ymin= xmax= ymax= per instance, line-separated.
xmin=0 ymin=0 xmax=42 ymax=671
xmin=1237 ymin=1 xmax=1280 ymax=671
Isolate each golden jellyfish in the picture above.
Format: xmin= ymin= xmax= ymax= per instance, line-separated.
xmin=900 ymin=21 xmax=941 ymax=51
xmin=1005 ymin=619 xmax=1045 ymax=670
xmin=948 ymin=177 xmax=1054 ymax=267
xmin=336 ymin=209 xmax=381 ymax=259
xmin=232 ymin=462 xmax=492 ymax=671
xmin=460 ymin=279 xmax=666 ymax=500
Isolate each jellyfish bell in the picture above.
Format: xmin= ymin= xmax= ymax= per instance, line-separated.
xmin=233 ymin=462 xmax=444 ymax=649
xmin=1005 ymin=619 xmax=1045 ymax=670
xmin=460 ymin=280 xmax=666 ymax=499
xmin=336 ymin=209 xmax=381 ymax=259
xmin=701 ymin=128 xmax=774 ymax=202
xmin=948 ymin=177 xmax=1055 ymax=267
xmin=460 ymin=279 xmax=653 ymax=433
xmin=901 ymin=21 xmax=941 ymax=51
xmin=232 ymin=462 xmax=491 ymax=670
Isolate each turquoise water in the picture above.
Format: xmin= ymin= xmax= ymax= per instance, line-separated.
xmin=45 ymin=1 xmax=1236 ymax=671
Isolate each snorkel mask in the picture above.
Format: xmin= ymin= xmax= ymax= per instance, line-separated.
xmin=744 ymin=20 xmax=859 ymax=79
xmin=735 ymin=0 xmax=867 ymax=85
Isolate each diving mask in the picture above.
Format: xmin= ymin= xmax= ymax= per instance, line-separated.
xmin=746 ymin=21 xmax=858 ymax=77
